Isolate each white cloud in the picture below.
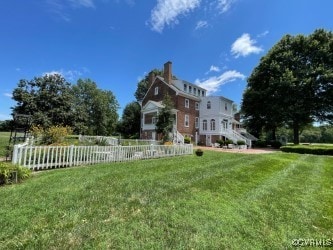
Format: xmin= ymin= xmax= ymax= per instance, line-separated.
xmin=149 ymin=0 xmax=201 ymax=33
xmin=257 ymin=30 xmax=269 ymax=38
xmin=209 ymin=65 xmax=220 ymax=72
xmin=231 ymin=33 xmax=263 ymax=58
xmin=195 ymin=20 xmax=208 ymax=30
xmin=43 ymin=69 xmax=84 ymax=81
xmin=217 ymin=0 xmax=235 ymax=13
xmin=69 ymin=0 xmax=95 ymax=8
xmin=195 ymin=70 xmax=245 ymax=95
xmin=4 ymin=93 xmax=12 ymax=98
xmin=46 ymin=0 xmax=95 ymax=21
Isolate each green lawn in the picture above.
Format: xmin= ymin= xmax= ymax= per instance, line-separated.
xmin=0 ymin=151 xmax=332 ymax=249
xmin=0 ymin=132 xmax=10 ymax=158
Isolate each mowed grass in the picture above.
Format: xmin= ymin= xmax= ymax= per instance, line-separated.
xmin=0 ymin=132 xmax=10 ymax=158
xmin=0 ymin=151 xmax=332 ymax=249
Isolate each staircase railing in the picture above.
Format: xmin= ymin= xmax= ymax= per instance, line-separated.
xmin=173 ymin=130 xmax=184 ymax=145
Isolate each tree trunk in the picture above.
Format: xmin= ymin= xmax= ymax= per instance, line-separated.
xmin=293 ymin=123 xmax=300 ymax=145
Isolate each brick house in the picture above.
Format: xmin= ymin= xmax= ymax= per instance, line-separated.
xmin=140 ymin=61 xmax=256 ymax=147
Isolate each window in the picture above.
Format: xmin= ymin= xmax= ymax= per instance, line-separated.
xmin=152 ymin=117 xmax=156 ymax=124
xmin=207 ymin=101 xmax=211 ymax=109
xmin=210 ymin=119 xmax=216 ymax=131
xmin=193 ymin=88 xmax=197 ymax=95
xmin=195 ymin=117 xmax=199 ymax=128
xmin=154 ymin=87 xmax=158 ymax=95
xmin=202 ymin=91 xmax=205 ymax=97
xmin=202 ymin=120 xmax=207 ymax=131
xmin=185 ymin=99 xmax=189 ymax=108
xmin=225 ymin=102 xmax=228 ymax=111
xmin=195 ymin=102 xmax=199 ymax=110
xmin=198 ymin=90 xmax=201 ymax=96
xmin=185 ymin=115 xmax=189 ymax=127
xmin=189 ymin=86 xmax=192 ymax=94
xmin=183 ymin=84 xmax=187 ymax=92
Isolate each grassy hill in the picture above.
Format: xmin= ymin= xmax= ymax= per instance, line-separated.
xmin=0 ymin=151 xmax=332 ymax=249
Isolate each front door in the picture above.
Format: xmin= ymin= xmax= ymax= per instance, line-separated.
xmin=206 ymin=135 xmax=211 ymax=146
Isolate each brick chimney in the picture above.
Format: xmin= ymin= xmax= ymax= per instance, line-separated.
xmin=163 ymin=61 xmax=172 ymax=84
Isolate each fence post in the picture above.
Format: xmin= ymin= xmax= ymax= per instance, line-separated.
xmin=12 ymin=145 xmax=19 ymax=165
xmin=69 ymin=145 xmax=74 ymax=167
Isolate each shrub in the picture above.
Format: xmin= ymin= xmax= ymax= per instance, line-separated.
xmin=184 ymin=136 xmax=191 ymax=144
xmin=270 ymin=140 xmax=282 ymax=149
xmin=280 ymin=145 xmax=333 ymax=155
xmin=255 ymin=140 xmax=267 ymax=148
xmin=195 ymin=148 xmax=203 ymax=156
xmin=216 ymin=139 xmax=224 ymax=147
xmin=0 ymin=162 xmax=31 ymax=185
xmin=31 ymin=125 xmax=73 ymax=145
xmin=225 ymin=139 xmax=234 ymax=145
xmin=237 ymin=140 xmax=246 ymax=145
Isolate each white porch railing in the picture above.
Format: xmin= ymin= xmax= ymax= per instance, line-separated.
xmin=12 ymin=144 xmax=193 ymax=170
xmin=221 ymin=129 xmax=252 ymax=148
xmin=173 ymin=130 xmax=184 ymax=145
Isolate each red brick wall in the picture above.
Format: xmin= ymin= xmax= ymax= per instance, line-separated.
xmin=142 ymin=78 xmax=200 ymax=140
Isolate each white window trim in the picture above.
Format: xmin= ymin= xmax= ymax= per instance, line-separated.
xmin=185 ymin=115 xmax=189 ymax=127
xmin=154 ymin=87 xmax=158 ymax=95
xmin=185 ymin=99 xmax=189 ymax=108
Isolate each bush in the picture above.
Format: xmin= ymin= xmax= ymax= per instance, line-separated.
xmin=195 ymin=148 xmax=203 ymax=156
xmin=215 ymin=139 xmax=224 ymax=147
xmin=237 ymin=140 xmax=246 ymax=145
xmin=30 ymin=125 xmax=73 ymax=145
xmin=270 ymin=140 xmax=282 ymax=149
xmin=184 ymin=136 xmax=191 ymax=144
xmin=255 ymin=140 xmax=267 ymax=148
xmin=0 ymin=162 xmax=31 ymax=185
xmin=280 ymin=145 xmax=333 ymax=155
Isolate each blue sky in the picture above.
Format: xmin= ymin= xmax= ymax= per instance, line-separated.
xmin=1 ymin=0 xmax=332 ymax=120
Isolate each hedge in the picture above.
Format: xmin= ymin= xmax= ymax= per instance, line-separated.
xmin=280 ymin=146 xmax=333 ymax=155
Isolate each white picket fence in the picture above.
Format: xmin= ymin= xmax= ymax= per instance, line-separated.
xmin=12 ymin=144 xmax=194 ymax=170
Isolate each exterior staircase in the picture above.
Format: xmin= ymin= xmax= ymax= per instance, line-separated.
xmin=172 ymin=129 xmax=184 ymax=145
xmin=223 ymin=129 xmax=256 ymax=148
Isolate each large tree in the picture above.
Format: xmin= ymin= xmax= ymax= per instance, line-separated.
xmin=12 ymin=74 xmax=73 ymax=128
xmin=117 ymin=101 xmax=141 ymax=138
xmin=242 ymin=29 xmax=333 ymax=144
xmin=155 ymin=95 xmax=174 ymax=142
xmin=71 ymin=79 xmax=119 ymax=135
xmin=134 ymin=69 xmax=163 ymax=102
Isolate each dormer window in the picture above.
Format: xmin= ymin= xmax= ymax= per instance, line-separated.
xmin=198 ymin=90 xmax=201 ymax=96
xmin=207 ymin=101 xmax=211 ymax=109
xmin=189 ymin=86 xmax=192 ymax=94
xmin=193 ymin=88 xmax=197 ymax=95
xmin=225 ymin=102 xmax=228 ymax=111
xmin=183 ymin=84 xmax=187 ymax=92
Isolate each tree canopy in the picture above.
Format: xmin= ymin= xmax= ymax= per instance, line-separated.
xmin=12 ymin=74 xmax=73 ymax=128
xmin=241 ymin=29 xmax=333 ymax=144
xmin=71 ymin=79 xmax=119 ymax=135
xmin=134 ymin=69 xmax=163 ymax=102
xmin=12 ymin=75 xmax=119 ymax=135
xmin=116 ymin=101 xmax=141 ymax=139
xmin=155 ymin=95 xmax=174 ymax=142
